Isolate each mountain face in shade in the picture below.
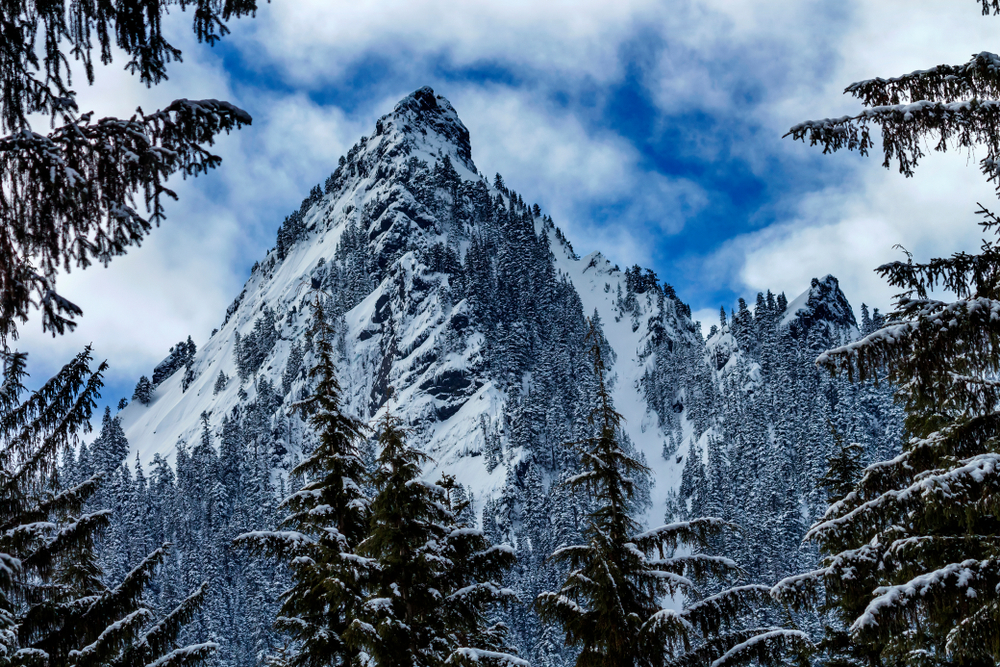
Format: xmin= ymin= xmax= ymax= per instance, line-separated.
xmin=108 ymin=88 xmax=901 ymax=666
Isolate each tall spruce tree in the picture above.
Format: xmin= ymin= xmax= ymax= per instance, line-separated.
xmin=236 ymin=294 xmax=369 ymax=667
xmin=348 ymin=412 xmax=521 ymax=667
xmin=772 ymin=4 xmax=1000 ymax=665
xmin=0 ymin=347 xmax=216 ymax=666
xmin=537 ymin=323 xmax=809 ymax=667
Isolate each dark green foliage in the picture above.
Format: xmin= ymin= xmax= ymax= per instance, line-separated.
xmin=155 ymin=337 xmax=197 ymax=387
xmin=234 ymin=308 xmax=278 ymax=382
xmin=537 ymin=324 xmax=809 ymax=667
xmin=0 ymin=347 xmax=215 ymax=666
xmin=237 ymin=295 xmax=369 ymax=667
xmin=90 ymin=406 xmax=129 ymax=474
xmin=817 ymin=431 xmax=864 ymax=504
xmin=282 ymin=341 xmax=303 ymax=397
xmin=349 ymin=413 xmax=520 ymax=667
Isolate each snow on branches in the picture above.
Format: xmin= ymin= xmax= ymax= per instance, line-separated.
xmin=0 ymin=99 xmax=251 ymax=342
xmin=788 ymin=48 xmax=1000 ymax=194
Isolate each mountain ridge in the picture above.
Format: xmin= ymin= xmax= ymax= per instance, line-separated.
xmin=83 ymin=87 xmax=902 ymax=667
xmin=120 ymin=87 xmax=870 ymax=528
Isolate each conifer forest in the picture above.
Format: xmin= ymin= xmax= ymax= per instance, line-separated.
xmin=2 ymin=1 xmax=1000 ymax=667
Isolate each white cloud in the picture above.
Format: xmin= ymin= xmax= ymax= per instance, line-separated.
xmin=231 ymin=0 xmax=660 ymax=86
xmin=703 ymin=0 xmax=1000 ymax=311
xmin=451 ymin=85 xmax=708 ymax=266
xmin=726 ymin=153 xmax=993 ymax=312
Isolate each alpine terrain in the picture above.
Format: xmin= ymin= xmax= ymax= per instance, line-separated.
xmin=71 ymin=88 xmax=901 ymax=666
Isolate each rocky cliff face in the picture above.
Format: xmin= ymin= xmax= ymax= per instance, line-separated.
xmin=112 ymin=87 xmax=901 ymax=665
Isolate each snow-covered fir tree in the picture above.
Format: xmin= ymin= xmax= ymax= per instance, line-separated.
xmin=537 ymin=326 xmax=810 ymax=667
xmin=349 ymin=411 xmax=521 ymax=667
xmin=775 ymin=211 xmax=1000 ymax=666
xmin=772 ymin=5 xmax=1000 ymax=664
xmin=237 ymin=294 xmax=369 ymax=667
xmin=0 ymin=348 xmax=218 ymax=667
xmin=133 ymin=375 xmax=153 ymax=405
xmin=214 ymin=370 xmax=229 ymax=395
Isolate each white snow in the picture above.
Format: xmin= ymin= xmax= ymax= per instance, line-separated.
xmin=114 ymin=88 xmax=853 ymax=545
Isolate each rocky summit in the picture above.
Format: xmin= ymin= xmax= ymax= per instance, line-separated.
xmin=106 ymin=88 xmax=900 ymax=665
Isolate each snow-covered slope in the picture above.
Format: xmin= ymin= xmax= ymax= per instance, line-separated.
xmin=116 ymin=89 xmax=667 ymax=522
xmin=117 ymin=87 xmax=877 ymax=535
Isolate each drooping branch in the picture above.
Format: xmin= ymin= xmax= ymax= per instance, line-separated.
xmin=0 ymin=0 xmax=261 ymax=132
xmin=846 ymin=52 xmax=1000 ymax=107
xmin=787 ymin=98 xmax=1000 ymax=190
xmin=0 ymin=99 xmax=251 ymax=342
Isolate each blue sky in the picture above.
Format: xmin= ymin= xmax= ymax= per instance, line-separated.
xmin=16 ymin=0 xmax=1000 ymax=413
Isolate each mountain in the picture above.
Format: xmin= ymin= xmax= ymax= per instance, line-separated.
xmin=97 ymin=87 xmax=900 ymax=666
xmin=117 ymin=87 xmax=692 ymax=522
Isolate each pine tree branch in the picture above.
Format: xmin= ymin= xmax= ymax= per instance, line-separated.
xmin=129 ymin=582 xmax=211 ymax=665
xmin=788 ymin=99 xmax=1000 ymax=191
xmin=82 ymin=545 xmax=167 ymax=637
xmin=708 ymin=629 xmax=813 ymax=667
xmin=633 ymin=518 xmax=736 ymax=553
xmin=0 ymin=0 xmax=261 ymax=132
xmin=0 ymin=100 xmax=251 ymax=341
xmin=683 ymin=585 xmax=774 ymax=638
xmin=846 ymin=51 xmax=1000 ymax=107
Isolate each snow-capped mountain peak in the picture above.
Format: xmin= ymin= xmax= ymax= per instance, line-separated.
xmin=99 ymin=87 xmax=903 ymax=667
xmin=373 ymin=86 xmax=475 ymax=171
xmin=116 ymin=87 xmax=882 ymax=558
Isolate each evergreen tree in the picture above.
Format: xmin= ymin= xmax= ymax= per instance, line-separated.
xmin=237 ymin=294 xmax=368 ymax=667
xmin=349 ymin=413 xmax=520 ymax=667
xmin=182 ymin=355 xmax=197 ymax=393
xmin=537 ymin=323 xmax=809 ymax=667
xmin=775 ymin=212 xmax=1000 ymax=665
xmin=773 ymin=5 xmax=1000 ymax=665
xmin=0 ymin=347 xmax=216 ymax=666
xmin=133 ymin=375 xmax=153 ymax=405
xmin=214 ymin=370 xmax=229 ymax=395
xmin=282 ymin=341 xmax=303 ymax=397
xmin=90 ymin=405 xmax=130 ymax=474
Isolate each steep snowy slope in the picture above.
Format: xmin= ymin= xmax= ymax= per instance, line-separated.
xmin=118 ymin=88 xmax=886 ymax=536
xmin=117 ymin=88 xmax=681 ymax=525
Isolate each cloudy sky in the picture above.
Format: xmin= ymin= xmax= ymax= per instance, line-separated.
xmin=15 ymin=0 xmax=999 ymax=410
